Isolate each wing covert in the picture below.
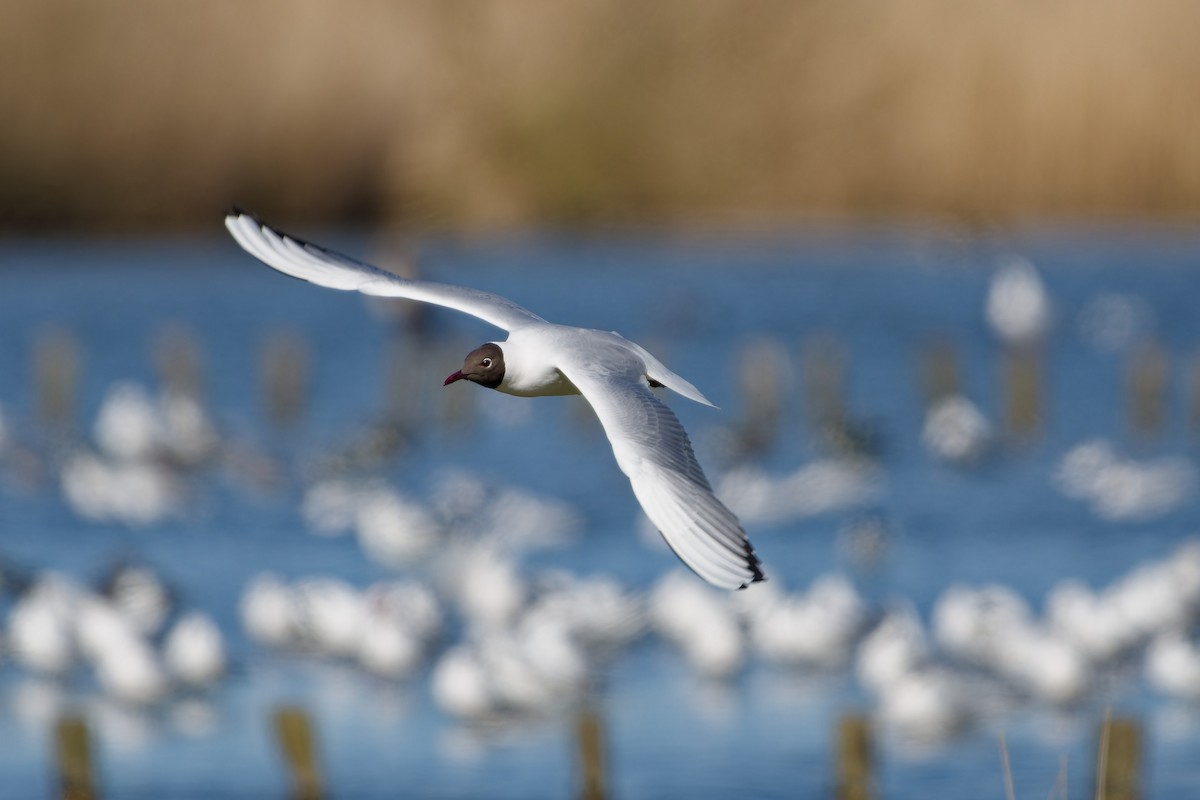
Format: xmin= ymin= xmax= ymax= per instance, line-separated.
xmin=563 ymin=365 xmax=764 ymax=590
xmin=225 ymin=210 xmax=546 ymax=332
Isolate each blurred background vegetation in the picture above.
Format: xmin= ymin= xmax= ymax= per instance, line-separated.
xmin=3 ymin=0 xmax=1200 ymax=232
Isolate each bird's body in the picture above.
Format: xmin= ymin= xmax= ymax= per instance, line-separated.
xmin=225 ymin=210 xmax=764 ymax=590
xmin=490 ymin=326 xmax=585 ymax=398
xmin=497 ymin=325 xmax=709 ymax=398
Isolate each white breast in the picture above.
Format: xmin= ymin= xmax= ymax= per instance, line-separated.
xmin=494 ymin=329 xmax=582 ymax=397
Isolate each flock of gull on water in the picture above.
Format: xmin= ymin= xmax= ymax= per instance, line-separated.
xmin=2 ymin=256 xmax=1200 ymax=746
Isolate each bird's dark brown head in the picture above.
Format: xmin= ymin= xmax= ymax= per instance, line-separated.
xmin=444 ymin=343 xmax=505 ymax=389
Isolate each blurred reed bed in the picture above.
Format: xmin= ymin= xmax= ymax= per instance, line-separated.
xmin=3 ymin=0 xmax=1200 ymax=231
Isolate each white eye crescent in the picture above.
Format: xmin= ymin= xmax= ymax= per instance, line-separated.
xmin=482 ymin=357 xmax=493 ymax=367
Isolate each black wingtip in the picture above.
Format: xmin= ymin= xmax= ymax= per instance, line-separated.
xmin=738 ymin=541 xmax=766 ymax=589
xmin=224 ymin=206 xmax=265 ymax=226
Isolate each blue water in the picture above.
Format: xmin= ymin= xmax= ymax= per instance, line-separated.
xmin=2 ymin=224 xmax=1200 ymax=798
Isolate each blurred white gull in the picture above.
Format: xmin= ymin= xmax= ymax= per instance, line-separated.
xmin=1077 ymin=293 xmax=1151 ymax=353
xmin=157 ymin=391 xmax=219 ymax=467
xmin=357 ymin=581 xmax=442 ymax=679
xmin=1056 ymin=439 xmax=1196 ymax=522
xmin=1170 ymin=539 xmax=1200 ymax=595
xmin=300 ymin=479 xmax=373 ymax=536
xmin=716 ymin=460 xmax=882 ymax=528
xmin=1145 ymin=632 xmax=1200 ymax=701
xmin=366 ymin=580 xmax=443 ymax=643
xmin=8 ymin=578 xmax=78 ymax=676
xmin=514 ymin=613 xmax=588 ymax=696
xmin=358 ymin=609 xmax=423 ymax=680
xmin=477 ymin=618 xmax=586 ymax=715
xmin=933 ymin=583 xmax=1088 ymax=704
xmin=650 ymin=571 xmax=744 ymax=680
xmin=61 ymin=453 xmax=178 ymax=527
xmin=292 ymin=578 xmax=367 ymax=657
xmin=62 ymin=381 xmax=220 ymax=526
xmin=993 ymin=624 xmax=1089 ymax=705
xmin=240 ymin=573 xmax=444 ymax=679
xmin=738 ymin=574 xmax=866 ymax=669
xmin=354 ymin=488 xmax=442 ymax=568
xmin=1045 ymin=579 xmax=1133 ymax=663
xmin=986 ymin=256 xmax=1051 ymax=346
xmin=1105 ymin=545 xmax=1200 ymax=640
xmin=75 ymin=594 xmax=143 ymax=666
xmin=431 ymin=645 xmax=497 ymax=719
xmin=68 ymin=592 xmax=172 ymax=706
xmin=163 ymin=612 xmax=226 ymax=688
xmin=524 ymin=572 xmax=646 ymax=653
xmin=1108 ymin=564 xmax=1192 ymax=639
xmin=878 ymin=667 xmax=970 ymax=742
xmin=26 ymin=584 xmax=165 ymax=708
xmin=921 ymin=395 xmax=992 ymax=465
xmin=94 ymin=382 xmax=163 ymax=462
xmin=429 ymin=471 xmax=490 ymax=530
xmin=302 ymin=472 xmax=578 ymax=560
xmin=856 ymin=605 xmax=930 ymax=695
xmin=430 ymin=614 xmax=587 ymax=719
xmin=933 ymin=583 xmax=1033 ymax=666
xmin=102 ymin=563 xmax=173 ymax=637
xmin=440 ymin=545 xmax=527 ymax=630
xmin=1045 ymin=542 xmax=1200 ymax=666
xmin=94 ymin=636 xmax=169 ymax=706
xmin=430 ymin=470 xmax=581 ymax=551
xmin=9 ymin=678 xmax=67 ymax=728
xmin=240 ymin=572 xmax=300 ymax=648
xmin=93 ymin=381 xmax=218 ymax=467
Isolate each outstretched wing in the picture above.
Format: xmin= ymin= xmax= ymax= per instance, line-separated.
xmin=561 ymin=360 xmax=764 ymax=590
xmin=225 ymin=210 xmax=547 ymax=332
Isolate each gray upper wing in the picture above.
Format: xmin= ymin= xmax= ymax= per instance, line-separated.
xmin=225 ymin=211 xmax=546 ymax=332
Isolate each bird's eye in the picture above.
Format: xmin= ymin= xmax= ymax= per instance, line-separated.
xmin=481 ymin=357 xmax=492 ymax=368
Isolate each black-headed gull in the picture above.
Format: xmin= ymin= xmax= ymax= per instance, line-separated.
xmin=225 ymin=211 xmax=764 ymax=590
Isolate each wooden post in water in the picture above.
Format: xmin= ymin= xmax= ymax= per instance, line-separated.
xmin=1001 ymin=347 xmax=1041 ymax=441
xmin=382 ymin=338 xmax=420 ymax=433
xmin=1096 ymin=716 xmax=1141 ymax=800
xmin=835 ymin=714 xmax=873 ymax=800
xmin=1127 ymin=339 xmax=1166 ymax=439
xmin=261 ymin=331 xmax=310 ymax=427
xmin=920 ymin=337 xmax=960 ymax=409
xmin=802 ymin=334 xmax=881 ymax=457
xmin=1188 ymin=351 xmax=1200 ymax=435
xmin=802 ymin=334 xmax=846 ymax=436
xmin=577 ymin=706 xmax=607 ymax=800
xmin=154 ymin=324 xmax=203 ymax=401
xmin=34 ymin=327 xmax=80 ymax=431
xmin=733 ymin=337 xmax=785 ymax=457
xmin=55 ymin=713 xmax=95 ymax=800
xmin=273 ymin=706 xmax=323 ymax=800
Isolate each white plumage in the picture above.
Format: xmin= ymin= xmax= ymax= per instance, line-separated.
xmin=163 ymin=612 xmax=226 ymax=688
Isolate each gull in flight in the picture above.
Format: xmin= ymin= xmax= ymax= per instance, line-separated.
xmin=225 ymin=210 xmax=764 ymax=590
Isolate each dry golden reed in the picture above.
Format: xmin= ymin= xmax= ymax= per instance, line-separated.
xmin=3 ymin=0 xmax=1199 ymax=231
